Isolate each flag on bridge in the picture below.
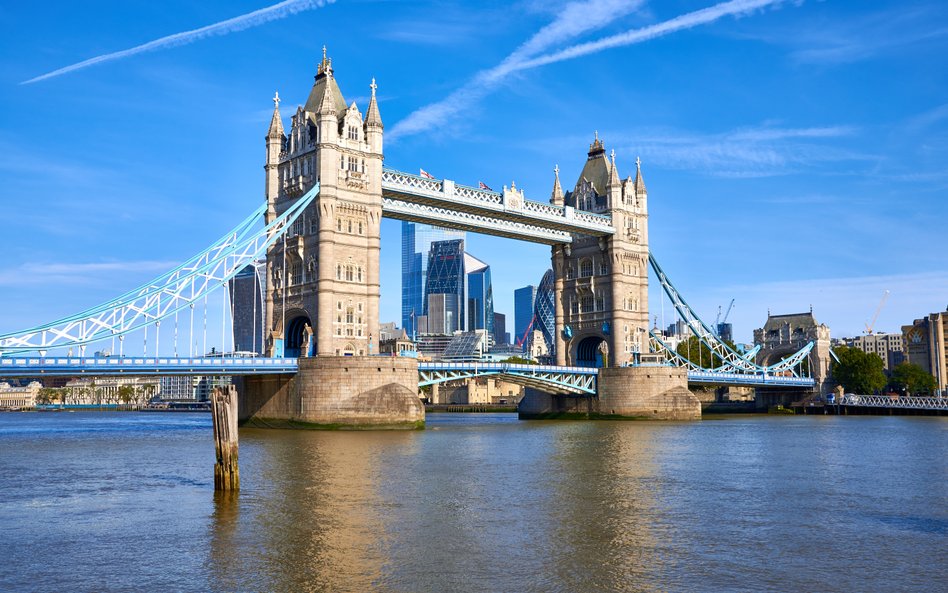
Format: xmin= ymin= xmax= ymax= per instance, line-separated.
xmin=419 ymin=169 xmax=435 ymax=179
xmin=478 ymin=181 xmax=493 ymax=191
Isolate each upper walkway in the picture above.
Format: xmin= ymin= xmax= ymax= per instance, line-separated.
xmin=381 ymin=168 xmax=615 ymax=244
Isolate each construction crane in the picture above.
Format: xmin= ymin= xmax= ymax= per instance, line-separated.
xmin=714 ymin=299 xmax=735 ymax=336
xmin=864 ymin=290 xmax=890 ymax=335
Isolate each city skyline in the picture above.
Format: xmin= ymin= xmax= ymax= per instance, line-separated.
xmin=1 ymin=1 xmax=947 ymax=349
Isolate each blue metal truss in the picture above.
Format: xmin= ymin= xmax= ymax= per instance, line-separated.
xmin=0 ymin=185 xmax=320 ymax=356
xmin=0 ymin=356 xmax=299 ymax=377
xmin=648 ymin=252 xmax=814 ymax=375
xmin=418 ymin=361 xmax=598 ymax=395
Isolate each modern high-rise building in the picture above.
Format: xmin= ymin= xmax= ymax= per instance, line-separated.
xmin=513 ymin=285 xmax=537 ymax=348
xmin=422 ymin=238 xmax=495 ymax=339
xmin=465 ymin=253 xmax=494 ymax=339
xmin=493 ymin=312 xmax=507 ymax=346
xmin=228 ymin=260 xmax=266 ymax=355
xmin=401 ymin=222 xmax=465 ymax=336
xmin=534 ymin=270 xmax=555 ymax=357
xmin=425 ymin=239 xmax=466 ymax=333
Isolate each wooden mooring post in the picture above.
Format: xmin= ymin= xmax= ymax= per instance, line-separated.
xmin=211 ymin=385 xmax=239 ymax=491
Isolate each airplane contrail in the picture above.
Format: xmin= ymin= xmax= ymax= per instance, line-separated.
xmin=389 ymin=0 xmax=789 ymax=140
xmin=22 ymin=0 xmax=335 ymax=85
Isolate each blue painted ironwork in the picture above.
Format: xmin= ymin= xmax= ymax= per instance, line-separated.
xmin=0 ymin=356 xmax=299 ymax=377
xmin=418 ymin=361 xmax=598 ymax=395
xmin=648 ymin=252 xmax=813 ymax=374
xmin=0 ymin=185 xmax=320 ymax=356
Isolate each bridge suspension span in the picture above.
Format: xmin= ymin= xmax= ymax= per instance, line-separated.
xmin=0 ymin=185 xmax=319 ymax=357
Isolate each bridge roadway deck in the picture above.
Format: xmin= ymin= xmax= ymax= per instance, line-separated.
xmin=0 ymin=357 xmax=815 ymax=389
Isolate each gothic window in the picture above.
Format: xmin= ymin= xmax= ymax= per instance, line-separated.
xmin=347 ymin=156 xmax=358 ymax=172
xmin=570 ymin=299 xmax=579 ymax=314
xmin=291 ymin=263 xmax=302 ymax=286
xmin=358 ymin=303 xmax=363 ymax=312
xmin=345 ymin=266 xmax=354 ymax=282
xmin=346 ymin=308 xmax=354 ymax=324
xmin=310 ymin=216 xmax=318 ymax=234
xmin=580 ymin=259 xmax=593 ymax=278
xmin=336 ymin=264 xmax=342 ymax=280
xmin=348 ymin=125 xmax=358 ymax=140
xmin=358 ymin=222 xmax=363 ymax=235
xmin=596 ymin=294 xmax=605 ymax=311
xmin=566 ymin=266 xmax=574 ymax=280
xmin=336 ymin=219 xmax=342 ymax=231
xmin=357 ymin=267 xmax=363 ymax=282
xmin=361 ymin=159 xmax=365 ymax=174
xmin=291 ymin=218 xmax=304 ymax=237
xmin=581 ymin=296 xmax=594 ymax=313
xmin=340 ymin=155 xmax=345 ymax=169
xmin=599 ymin=261 xmax=609 ymax=275
xmin=348 ymin=220 xmax=353 ymax=233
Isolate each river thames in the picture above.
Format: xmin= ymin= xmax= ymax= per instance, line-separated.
xmin=0 ymin=412 xmax=944 ymax=592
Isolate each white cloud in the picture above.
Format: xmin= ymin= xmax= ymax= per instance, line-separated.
xmin=0 ymin=261 xmax=179 ymax=287
xmin=22 ymin=0 xmax=336 ymax=84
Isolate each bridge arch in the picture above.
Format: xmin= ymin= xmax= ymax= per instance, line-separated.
xmin=575 ymin=335 xmax=607 ymax=368
xmin=284 ymin=312 xmax=312 ymax=358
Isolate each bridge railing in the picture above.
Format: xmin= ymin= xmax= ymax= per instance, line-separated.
xmin=838 ymin=394 xmax=948 ymax=410
xmin=382 ymin=168 xmax=613 ymax=233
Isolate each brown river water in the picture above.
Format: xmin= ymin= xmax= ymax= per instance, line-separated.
xmin=0 ymin=412 xmax=945 ymax=592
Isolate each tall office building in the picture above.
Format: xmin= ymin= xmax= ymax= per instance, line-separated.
xmin=401 ymin=222 xmax=465 ymax=336
xmin=423 ymin=238 xmax=495 ymax=338
xmin=513 ymin=285 xmax=537 ymax=348
xmin=534 ymin=269 xmax=555 ymax=357
xmin=493 ymin=312 xmax=507 ymax=346
xmin=465 ymin=253 xmax=494 ymax=339
xmin=228 ymin=260 xmax=266 ymax=355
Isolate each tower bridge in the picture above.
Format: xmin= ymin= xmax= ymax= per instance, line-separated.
xmin=0 ymin=50 xmax=818 ymax=426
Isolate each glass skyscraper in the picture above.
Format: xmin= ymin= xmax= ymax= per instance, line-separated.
xmin=422 ymin=238 xmax=495 ymax=338
xmin=514 ymin=284 xmax=537 ymax=348
xmin=534 ymin=269 xmax=555 ymax=357
xmin=401 ymin=222 xmax=465 ymax=335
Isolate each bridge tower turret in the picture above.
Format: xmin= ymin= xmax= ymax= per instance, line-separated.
xmin=553 ymin=135 xmax=650 ymax=367
xmin=263 ymin=48 xmax=383 ymax=359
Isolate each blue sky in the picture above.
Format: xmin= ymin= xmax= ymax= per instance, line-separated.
xmin=1 ymin=0 xmax=946 ymax=352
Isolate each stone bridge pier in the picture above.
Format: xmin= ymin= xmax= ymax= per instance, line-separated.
xmin=236 ymin=357 xmax=424 ymax=429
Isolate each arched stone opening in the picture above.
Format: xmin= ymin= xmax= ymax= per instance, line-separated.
xmin=285 ymin=314 xmax=311 ymax=358
xmin=575 ymin=335 xmax=606 ymax=368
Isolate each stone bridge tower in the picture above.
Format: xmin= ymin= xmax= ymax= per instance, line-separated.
xmin=552 ymin=135 xmax=650 ymax=367
xmin=245 ymin=50 xmax=422 ymax=429
xmin=263 ymin=49 xmax=383 ymax=358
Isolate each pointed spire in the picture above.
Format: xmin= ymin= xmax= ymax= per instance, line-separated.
xmin=607 ymin=149 xmax=620 ymax=188
xmin=366 ymin=77 xmax=383 ymax=128
xmin=316 ymin=45 xmax=333 ymax=78
xmin=316 ymin=73 xmax=337 ymax=116
xmin=550 ymin=164 xmax=564 ymax=206
xmin=267 ymin=91 xmax=284 ymax=138
xmin=633 ymin=155 xmax=647 ymax=194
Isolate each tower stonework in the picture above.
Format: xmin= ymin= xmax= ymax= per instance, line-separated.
xmin=521 ymin=136 xmax=700 ymax=420
xmin=249 ymin=50 xmax=422 ymax=429
xmin=553 ymin=136 xmax=650 ymax=367
xmin=264 ymin=51 xmax=383 ymax=358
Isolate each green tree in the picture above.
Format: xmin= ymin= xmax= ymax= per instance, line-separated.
xmin=117 ymin=385 xmax=136 ymax=405
xmin=501 ymin=356 xmax=537 ymax=365
xmin=888 ymin=362 xmax=937 ymax=395
xmin=675 ymin=336 xmax=739 ymax=369
xmin=831 ymin=346 xmax=886 ymax=394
